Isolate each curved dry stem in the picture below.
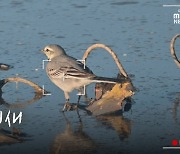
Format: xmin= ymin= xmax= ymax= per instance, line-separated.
xmin=170 ymin=34 xmax=180 ymax=68
xmin=0 ymin=77 xmax=47 ymax=108
xmin=82 ymin=43 xmax=128 ymax=78
xmin=1 ymin=77 xmax=46 ymax=94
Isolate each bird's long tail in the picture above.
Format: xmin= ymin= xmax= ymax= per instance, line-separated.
xmin=92 ymin=76 xmax=125 ymax=84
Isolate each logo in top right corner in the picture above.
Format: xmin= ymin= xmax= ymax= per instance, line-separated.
xmin=173 ymin=9 xmax=180 ymax=24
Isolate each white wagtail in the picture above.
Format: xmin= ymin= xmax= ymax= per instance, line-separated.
xmin=41 ymin=44 xmax=120 ymax=111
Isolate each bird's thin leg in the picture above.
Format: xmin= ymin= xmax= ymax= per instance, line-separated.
xmin=83 ymin=89 xmax=95 ymax=105
xmin=62 ymin=92 xmax=71 ymax=112
xmin=77 ymin=95 xmax=81 ymax=106
xmin=77 ymin=87 xmax=84 ymax=106
xmin=76 ymin=108 xmax=82 ymax=123
xmin=62 ymin=92 xmax=78 ymax=111
xmin=62 ymin=99 xmax=70 ymax=112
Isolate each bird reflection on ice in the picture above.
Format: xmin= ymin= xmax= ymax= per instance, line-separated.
xmin=50 ymin=110 xmax=132 ymax=154
xmin=49 ymin=111 xmax=97 ymax=154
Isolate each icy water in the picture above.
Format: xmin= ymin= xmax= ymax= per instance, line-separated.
xmin=0 ymin=0 xmax=180 ymax=154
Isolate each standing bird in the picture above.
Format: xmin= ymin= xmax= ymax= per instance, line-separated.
xmin=41 ymin=44 xmax=118 ymax=111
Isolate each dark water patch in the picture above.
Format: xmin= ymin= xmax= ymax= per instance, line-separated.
xmin=82 ymin=33 xmax=92 ymax=37
xmin=93 ymin=39 xmax=100 ymax=42
xmin=74 ymin=23 xmax=81 ymax=26
xmin=72 ymin=4 xmax=88 ymax=9
xmin=111 ymin=1 xmax=139 ymax=6
xmin=10 ymin=0 xmax=24 ymax=7
xmin=55 ymin=35 xmax=65 ymax=39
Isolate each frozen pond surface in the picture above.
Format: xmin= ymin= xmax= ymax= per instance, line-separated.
xmin=0 ymin=0 xmax=180 ymax=154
